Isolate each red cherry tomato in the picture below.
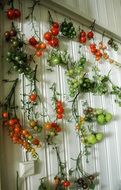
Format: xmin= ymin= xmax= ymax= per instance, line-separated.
xmin=48 ymin=37 xmax=59 ymax=47
xmin=6 ymin=8 xmax=15 ymax=19
xmin=57 ymin=114 xmax=63 ymax=119
xmin=80 ymin=30 xmax=86 ymax=37
xmin=80 ymin=36 xmax=86 ymax=43
xmin=56 ymin=100 xmax=62 ymax=107
xmin=29 ymin=37 xmax=38 ymax=46
xmin=44 ymin=32 xmax=52 ymax=41
xmin=29 ymin=93 xmax=37 ymax=102
xmin=90 ymin=47 xmax=97 ymax=54
xmin=87 ymin=31 xmax=94 ymax=39
xmin=90 ymin=43 xmax=96 ymax=49
xmin=57 ymin=107 xmax=64 ymax=114
xmin=95 ymin=50 xmax=102 ymax=57
xmin=52 ymin=22 xmax=59 ymax=28
xmin=63 ymin=180 xmax=71 ymax=187
xmin=51 ymin=122 xmax=58 ymax=129
xmin=14 ymin=127 xmax=21 ymax=134
xmin=9 ymin=119 xmax=16 ymax=126
xmin=51 ymin=27 xmax=59 ymax=36
xmin=2 ymin=112 xmax=9 ymax=118
xmin=14 ymin=9 xmax=21 ymax=18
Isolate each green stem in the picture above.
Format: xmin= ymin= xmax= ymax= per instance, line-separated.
xmin=16 ymin=171 xmax=19 ymax=190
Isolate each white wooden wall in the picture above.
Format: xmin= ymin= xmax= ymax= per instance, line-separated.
xmin=1 ymin=1 xmax=121 ymax=190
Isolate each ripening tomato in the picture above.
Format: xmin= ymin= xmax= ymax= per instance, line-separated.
xmin=39 ymin=42 xmax=46 ymax=49
xmin=90 ymin=43 xmax=96 ymax=49
xmin=51 ymin=122 xmax=58 ymax=128
xmin=51 ymin=27 xmax=59 ymax=36
xmin=29 ymin=37 xmax=38 ymax=46
xmin=44 ymin=31 xmax=52 ymax=41
xmin=32 ymin=138 xmax=40 ymax=145
xmin=55 ymin=127 xmax=62 ymax=132
xmin=2 ymin=112 xmax=9 ymax=118
xmin=6 ymin=8 xmax=15 ymax=19
xmin=52 ymin=22 xmax=59 ymax=28
xmin=29 ymin=93 xmax=37 ymax=102
xmin=44 ymin=122 xmax=52 ymax=130
xmin=29 ymin=120 xmax=37 ymax=127
xmin=22 ymin=130 xmax=28 ymax=136
xmin=95 ymin=50 xmax=102 ymax=57
xmin=35 ymin=50 xmax=43 ymax=57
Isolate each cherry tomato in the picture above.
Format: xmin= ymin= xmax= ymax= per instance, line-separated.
xmin=90 ymin=47 xmax=97 ymax=54
xmin=14 ymin=127 xmax=21 ymax=134
xmin=63 ymin=180 xmax=70 ymax=187
xmin=35 ymin=50 xmax=43 ymax=57
xmin=95 ymin=50 xmax=102 ymax=57
xmin=80 ymin=36 xmax=86 ymax=43
xmin=22 ymin=130 xmax=29 ymax=136
xmin=29 ymin=37 xmax=38 ymax=46
xmin=56 ymin=100 xmax=62 ymax=107
xmin=80 ymin=30 xmax=86 ymax=37
xmin=32 ymin=138 xmax=40 ymax=145
xmin=44 ymin=32 xmax=52 ymax=41
xmin=51 ymin=122 xmax=58 ymax=129
xmin=90 ymin=43 xmax=96 ymax=49
xmin=51 ymin=27 xmax=59 ymax=36
xmin=87 ymin=31 xmax=94 ymax=39
xmin=35 ymin=43 xmax=40 ymax=49
xmin=4 ymin=31 xmax=10 ymax=39
xmin=6 ymin=8 xmax=15 ymax=19
xmin=10 ymin=29 xmax=17 ymax=37
xmin=52 ymin=22 xmax=59 ymax=28
xmin=29 ymin=120 xmax=37 ymax=127
xmin=44 ymin=122 xmax=52 ymax=130
xmin=29 ymin=93 xmax=37 ymax=102
xmin=57 ymin=107 xmax=64 ymax=114
xmin=14 ymin=9 xmax=21 ymax=18
xmin=48 ymin=37 xmax=59 ymax=47
xmin=2 ymin=112 xmax=9 ymax=118
xmin=55 ymin=127 xmax=62 ymax=132
xmin=57 ymin=114 xmax=63 ymax=119
xmin=39 ymin=42 xmax=46 ymax=49
xmin=9 ymin=119 xmax=16 ymax=125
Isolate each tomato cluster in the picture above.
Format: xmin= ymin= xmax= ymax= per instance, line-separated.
xmin=44 ymin=22 xmax=59 ymax=48
xmin=77 ymin=174 xmax=95 ymax=189
xmin=56 ymin=100 xmax=64 ymax=119
xmin=29 ymin=120 xmax=42 ymax=132
xmin=29 ymin=37 xmax=47 ymax=57
xmin=2 ymin=114 xmax=41 ymax=157
xmin=6 ymin=8 xmax=21 ymax=20
xmin=79 ymin=30 xmax=94 ymax=44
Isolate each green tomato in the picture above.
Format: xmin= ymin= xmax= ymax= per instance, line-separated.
xmin=87 ymin=134 xmax=97 ymax=145
xmin=97 ymin=114 xmax=106 ymax=125
xmin=50 ymin=56 xmax=61 ymax=65
xmin=95 ymin=108 xmax=103 ymax=115
xmin=96 ymin=133 xmax=104 ymax=142
xmin=105 ymin=113 xmax=112 ymax=122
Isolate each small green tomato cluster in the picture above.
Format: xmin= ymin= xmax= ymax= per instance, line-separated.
xmin=47 ymin=49 xmax=68 ymax=67
xmin=82 ymin=132 xmax=104 ymax=146
xmin=66 ymin=56 xmax=86 ymax=97
xmin=5 ymin=26 xmax=33 ymax=80
xmin=60 ymin=20 xmax=76 ymax=39
xmin=83 ymin=107 xmax=112 ymax=125
xmin=108 ymin=38 xmax=118 ymax=51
